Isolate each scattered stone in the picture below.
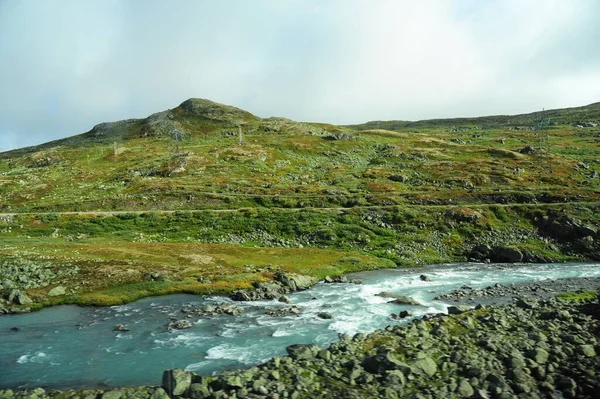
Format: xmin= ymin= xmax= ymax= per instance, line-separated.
xmin=167 ymin=320 xmax=193 ymax=330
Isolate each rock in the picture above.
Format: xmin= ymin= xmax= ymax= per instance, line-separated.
xmin=362 ymin=351 xmax=409 ymax=374
xmin=317 ymin=312 xmax=333 ymax=319
xmin=387 ymin=296 xmax=424 ymax=307
xmin=9 ymin=290 xmax=33 ymax=305
xmin=492 ymin=246 xmax=523 ymax=263
xmin=324 ymin=276 xmax=334 ymax=283
xmin=113 ymin=324 xmax=130 ymax=332
xmin=457 ymin=379 xmax=474 ymax=397
xmin=48 ymin=286 xmax=66 ymax=296
xmin=266 ymin=306 xmax=301 ymax=317
xmin=420 ymin=274 xmax=431 ymax=282
xmin=376 ymin=291 xmax=404 ymax=299
xmin=278 ymin=295 xmax=291 ymax=304
xmin=162 ymin=369 xmax=192 ymax=397
xmin=286 ymin=344 xmax=318 ymax=360
xmin=411 ymin=357 xmax=437 ymax=377
xmin=579 ymin=344 xmax=596 ymax=357
xmin=276 ymin=273 xmax=318 ymax=291
xmin=538 ymin=215 xmax=598 ymax=241
xmin=101 ymin=390 xmax=123 ymax=399
xmin=516 ymin=298 xmax=538 ymax=309
xmin=519 ymin=146 xmax=535 ymax=154
xmin=168 ymin=320 xmax=193 ymax=330
xmin=149 ymin=388 xmax=170 ymax=399
xmin=529 ymin=348 xmax=549 ymax=364
xmin=448 ymin=305 xmax=472 ymax=315
xmin=399 ymin=310 xmax=413 ymax=318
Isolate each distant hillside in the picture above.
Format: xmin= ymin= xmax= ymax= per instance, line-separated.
xmin=347 ymin=102 xmax=600 ymax=131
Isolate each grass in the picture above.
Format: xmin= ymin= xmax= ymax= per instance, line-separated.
xmin=2 ymin=238 xmax=395 ymax=309
xmin=556 ymin=290 xmax=598 ymax=302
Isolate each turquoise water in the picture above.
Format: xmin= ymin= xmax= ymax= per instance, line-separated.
xmin=1 ymin=262 xmax=599 ymax=389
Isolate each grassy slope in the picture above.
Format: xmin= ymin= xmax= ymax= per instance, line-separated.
xmin=0 ymin=98 xmax=599 ymax=309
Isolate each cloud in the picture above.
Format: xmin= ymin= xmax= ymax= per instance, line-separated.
xmin=1 ymin=0 xmax=599 ymax=150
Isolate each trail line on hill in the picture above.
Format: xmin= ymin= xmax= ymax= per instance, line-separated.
xmin=0 ymin=201 xmax=598 ymax=218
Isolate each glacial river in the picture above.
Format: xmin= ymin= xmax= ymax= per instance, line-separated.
xmin=1 ymin=262 xmax=599 ymax=389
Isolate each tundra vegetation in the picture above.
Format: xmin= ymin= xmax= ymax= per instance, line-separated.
xmin=0 ymin=98 xmax=599 ymax=311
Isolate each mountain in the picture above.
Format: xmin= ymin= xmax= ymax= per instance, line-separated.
xmin=346 ymin=102 xmax=600 ymax=130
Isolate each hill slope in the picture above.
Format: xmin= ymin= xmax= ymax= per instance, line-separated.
xmin=0 ymin=98 xmax=599 ymax=312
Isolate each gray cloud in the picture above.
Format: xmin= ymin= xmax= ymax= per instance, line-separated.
xmin=1 ymin=0 xmax=599 ymax=151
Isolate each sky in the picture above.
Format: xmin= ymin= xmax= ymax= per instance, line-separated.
xmin=1 ymin=0 xmax=599 ymax=151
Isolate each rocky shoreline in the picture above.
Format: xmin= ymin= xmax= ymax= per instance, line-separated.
xmin=435 ymin=277 xmax=600 ymax=306
xmin=2 ymin=285 xmax=599 ymax=399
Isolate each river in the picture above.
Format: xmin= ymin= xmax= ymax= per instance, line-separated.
xmin=1 ymin=262 xmax=599 ymax=390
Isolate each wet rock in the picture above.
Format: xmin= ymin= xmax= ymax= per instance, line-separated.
xmin=167 ymin=320 xmax=193 ymax=330
xmin=317 ymin=312 xmax=333 ymax=320
xmin=385 ymin=295 xmax=424 ymax=307
xmin=266 ymin=306 xmax=301 ymax=317
xmin=420 ymin=274 xmax=431 ymax=282
xmin=399 ymin=310 xmax=413 ymax=318
xmin=113 ymin=324 xmax=130 ymax=332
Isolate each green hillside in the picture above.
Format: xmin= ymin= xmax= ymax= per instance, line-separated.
xmin=0 ymin=98 xmax=599 ymax=311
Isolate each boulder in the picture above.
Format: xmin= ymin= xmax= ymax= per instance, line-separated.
xmin=399 ymin=310 xmax=413 ymax=318
xmin=48 ymin=286 xmax=66 ymax=296
xmin=362 ymin=351 xmax=409 ymax=374
xmin=387 ymin=296 xmax=424 ymax=307
xmin=162 ymin=369 xmax=192 ymax=397
xmin=410 ymin=357 xmax=437 ymax=377
xmin=276 ymin=273 xmax=318 ymax=291
xmin=491 ymin=247 xmax=523 ymax=263
xmin=113 ymin=324 xmax=130 ymax=332
xmin=9 ymin=290 xmax=33 ymax=305
xmin=457 ymin=379 xmax=474 ymax=397
xmin=447 ymin=305 xmax=472 ymax=315
xmin=317 ymin=312 xmax=333 ymax=320
xmin=420 ymin=274 xmax=431 ymax=282
xmin=101 ymin=390 xmax=123 ymax=399
xmin=149 ymin=388 xmax=170 ymax=399
xmin=286 ymin=344 xmax=319 ymax=360
xmin=168 ymin=320 xmax=193 ymax=330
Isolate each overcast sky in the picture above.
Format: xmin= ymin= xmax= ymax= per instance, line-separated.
xmin=1 ymin=0 xmax=599 ymax=151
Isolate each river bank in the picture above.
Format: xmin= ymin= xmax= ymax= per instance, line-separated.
xmin=1 ymin=285 xmax=598 ymax=399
